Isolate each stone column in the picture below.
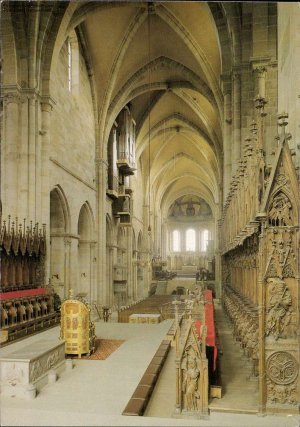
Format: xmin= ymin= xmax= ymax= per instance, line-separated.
xmin=71 ymin=236 xmax=79 ymax=294
xmin=112 ymin=245 xmax=118 ymax=306
xmin=1 ymin=90 xmax=21 ymax=218
xmin=232 ymin=71 xmax=241 ymax=174
xmin=40 ymin=96 xmax=55 ymax=286
xmin=257 ymin=219 xmax=267 ymax=414
xmin=90 ymin=241 xmax=96 ymax=306
xmin=96 ymin=159 xmax=108 ymax=305
xmin=108 ymin=247 xmax=114 ymax=305
xmin=132 ymin=250 xmax=137 ymax=301
xmin=64 ymin=238 xmax=71 ymax=299
xmin=27 ymin=92 xmax=38 ymax=221
xmin=223 ymin=86 xmax=232 ymax=198
xmin=127 ymin=227 xmax=133 ymax=303
xmin=161 ymin=222 xmax=166 ymax=258
xmin=142 ymin=204 xmax=151 ymax=296
xmin=253 ymin=66 xmax=273 ymax=163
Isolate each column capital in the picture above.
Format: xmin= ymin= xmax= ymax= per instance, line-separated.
xmin=252 ymin=66 xmax=267 ymax=77
xmin=40 ymin=95 xmax=56 ymax=112
xmin=250 ymin=56 xmax=270 ymax=71
xmin=1 ymin=90 xmax=22 ymax=105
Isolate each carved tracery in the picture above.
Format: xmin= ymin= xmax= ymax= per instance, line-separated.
xmin=268 ymin=192 xmax=292 ymax=226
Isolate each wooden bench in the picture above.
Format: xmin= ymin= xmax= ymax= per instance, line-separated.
xmin=122 ymin=339 xmax=170 ymax=416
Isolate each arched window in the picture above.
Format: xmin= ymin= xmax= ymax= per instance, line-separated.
xmin=173 ymin=230 xmax=180 ymax=252
xmin=201 ymin=229 xmax=209 ymax=251
xmin=186 ymin=229 xmax=196 ymax=251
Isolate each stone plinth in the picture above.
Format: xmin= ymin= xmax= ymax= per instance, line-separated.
xmin=0 ymin=339 xmax=65 ymax=398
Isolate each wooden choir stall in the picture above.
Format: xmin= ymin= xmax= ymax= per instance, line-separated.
xmin=0 ymin=216 xmax=60 ymax=343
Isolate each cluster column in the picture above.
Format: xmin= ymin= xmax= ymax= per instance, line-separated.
xmin=1 ymin=89 xmax=21 ymax=217
xmin=232 ymin=71 xmax=241 ymax=174
xmin=96 ymin=159 xmax=108 ymax=305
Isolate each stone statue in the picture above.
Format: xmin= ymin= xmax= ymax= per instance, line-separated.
xmin=266 ymin=278 xmax=292 ymax=340
xmin=182 ymin=351 xmax=200 ymax=411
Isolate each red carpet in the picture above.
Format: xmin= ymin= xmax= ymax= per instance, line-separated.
xmin=80 ymin=338 xmax=124 ymax=360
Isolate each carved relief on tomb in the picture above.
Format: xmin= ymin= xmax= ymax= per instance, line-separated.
xmin=265 ymin=278 xmax=292 ymax=340
xmin=46 ymin=350 xmax=60 ymax=369
xmin=29 ymin=347 xmax=65 ymax=382
xmin=30 ymin=360 xmax=44 ymax=382
xmin=266 ymin=351 xmax=299 ymax=405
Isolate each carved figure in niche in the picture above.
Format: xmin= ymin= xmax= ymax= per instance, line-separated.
xmin=268 ymin=192 xmax=292 ymax=226
xmin=26 ymin=300 xmax=34 ymax=320
xmin=1 ymin=303 xmax=8 ymax=327
xmin=41 ymin=299 xmax=48 ymax=316
xmin=266 ymin=278 xmax=292 ymax=340
xmin=33 ymin=300 xmax=41 ymax=317
xmin=181 ymin=351 xmax=200 ymax=411
xmin=17 ymin=302 xmax=27 ymax=322
xmin=7 ymin=302 xmax=17 ymax=324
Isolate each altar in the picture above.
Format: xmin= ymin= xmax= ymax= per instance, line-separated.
xmin=181 ymin=265 xmax=197 ymax=273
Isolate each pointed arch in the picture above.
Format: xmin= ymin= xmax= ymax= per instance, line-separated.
xmin=77 ymin=202 xmax=95 ymax=240
xmin=50 ymin=185 xmax=71 ymax=234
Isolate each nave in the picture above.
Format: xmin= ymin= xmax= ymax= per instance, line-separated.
xmin=1 ymin=1 xmax=300 ymax=424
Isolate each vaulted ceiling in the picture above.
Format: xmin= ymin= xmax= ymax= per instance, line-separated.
xmin=67 ymin=1 xmax=228 ymax=218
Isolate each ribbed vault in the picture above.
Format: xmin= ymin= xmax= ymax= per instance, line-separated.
xmin=44 ymin=1 xmax=235 ymax=225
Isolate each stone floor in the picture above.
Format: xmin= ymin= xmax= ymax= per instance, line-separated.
xmin=209 ymin=301 xmax=259 ymax=412
xmin=0 ymin=308 xmax=299 ymax=427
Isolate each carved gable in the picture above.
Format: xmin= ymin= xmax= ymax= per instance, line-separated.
xmin=178 ymin=321 xmax=208 ymax=415
xmin=262 ymin=141 xmax=299 ymax=226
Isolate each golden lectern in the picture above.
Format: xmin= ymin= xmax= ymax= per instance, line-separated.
xmin=60 ymin=297 xmax=96 ymax=358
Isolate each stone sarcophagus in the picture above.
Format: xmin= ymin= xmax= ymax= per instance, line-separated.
xmin=60 ymin=298 xmax=95 ymax=358
xmin=0 ymin=338 xmax=65 ymax=399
